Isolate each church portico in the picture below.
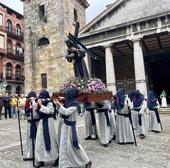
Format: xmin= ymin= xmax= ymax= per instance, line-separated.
xmin=80 ymin=1 xmax=170 ymax=95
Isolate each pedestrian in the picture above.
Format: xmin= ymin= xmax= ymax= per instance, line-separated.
xmin=83 ymin=102 xmax=98 ymax=140
xmin=147 ymin=91 xmax=162 ymax=133
xmin=22 ymin=91 xmax=40 ymax=161
xmin=0 ymin=93 xmax=4 ymax=120
xmin=34 ymin=90 xmax=59 ymax=168
xmin=18 ymin=94 xmax=26 ymax=119
xmin=114 ymin=88 xmax=134 ymax=144
xmin=54 ymin=87 xmax=92 ymax=168
xmin=10 ymin=94 xmax=18 ymax=118
xmin=3 ymin=92 xmax=12 ymax=119
xmin=95 ymin=100 xmax=111 ymax=147
xmin=160 ymin=90 xmax=167 ymax=108
xmin=128 ymin=90 xmax=147 ymax=139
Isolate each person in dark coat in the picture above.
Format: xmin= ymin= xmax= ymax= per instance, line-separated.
xmin=3 ymin=92 xmax=11 ymax=119
xmin=0 ymin=93 xmax=4 ymax=120
xmin=65 ymin=39 xmax=89 ymax=79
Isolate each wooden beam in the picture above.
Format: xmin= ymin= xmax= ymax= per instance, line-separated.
xmin=126 ymin=41 xmax=133 ymax=51
xmin=113 ymin=45 xmax=124 ymax=56
xmin=141 ymin=40 xmax=149 ymax=51
xmin=156 ymin=35 xmax=162 ymax=49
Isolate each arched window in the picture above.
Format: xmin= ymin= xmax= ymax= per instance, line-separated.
xmin=38 ymin=37 xmax=49 ymax=46
xmin=7 ymin=40 xmax=13 ymax=53
xmin=6 ymin=19 xmax=12 ymax=33
xmin=16 ymin=24 xmax=21 ymax=37
xmin=15 ymin=65 xmax=21 ymax=80
xmin=6 ymin=63 xmax=12 ymax=80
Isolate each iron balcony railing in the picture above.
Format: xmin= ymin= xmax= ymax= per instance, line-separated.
xmin=0 ymin=73 xmax=24 ymax=81
xmin=6 ymin=27 xmax=24 ymax=40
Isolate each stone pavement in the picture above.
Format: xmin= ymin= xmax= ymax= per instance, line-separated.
xmin=0 ymin=114 xmax=170 ymax=168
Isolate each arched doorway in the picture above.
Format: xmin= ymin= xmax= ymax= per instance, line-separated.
xmin=16 ymin=85 xmax=22 ymax=96
xmin=6 ymin=85 xmax=12 ymax=94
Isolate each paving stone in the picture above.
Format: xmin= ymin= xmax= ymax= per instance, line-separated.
xmin=0 ymin=114 xmax=170 ymax=168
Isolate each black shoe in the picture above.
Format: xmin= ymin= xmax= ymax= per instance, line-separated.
xmin=109 ymin=140 xmax=112 ymax=143
xmin=85 ymin=136 xmax=92 ymax=140
xmin=23 ymin=157 xmax=33 ymax=161
xmin=118 ymin=142 xmax=125 ymax=145
xmin=103 ymin=144 xmax=108 ymax=147
xmin=85 ymin=161 xmax=92 ymax=168
xmin=126 ymin=142 xmax=134 ymax=145
xmin=35 ymin=162 xmax=44 ymax=168
xmin=53 ymin=158 xmax=59 ymax=167
xmin=139 ymin=134 xmax=145 ymax=139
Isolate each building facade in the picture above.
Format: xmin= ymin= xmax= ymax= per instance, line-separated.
xmin=80 ymin=0 xmax=170 ymax=98
xmin=0 ymin=3 xmax=24 ymax=95
xmin=22 ymin=0 xmax=89 ymax=94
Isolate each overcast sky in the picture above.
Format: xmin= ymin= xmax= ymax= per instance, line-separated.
xmin=0 ymin=0 xmax=114 ymax=22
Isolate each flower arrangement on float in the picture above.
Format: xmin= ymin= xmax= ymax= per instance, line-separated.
xmin=53 ymin=78 xmax=112 ymax=102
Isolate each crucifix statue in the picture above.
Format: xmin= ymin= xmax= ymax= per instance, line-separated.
xmin=65 ymin=22 xmax=89 ymax=79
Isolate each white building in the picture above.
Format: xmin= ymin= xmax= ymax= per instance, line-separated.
xmin=79 ymin=0 xmax=170 ymax=98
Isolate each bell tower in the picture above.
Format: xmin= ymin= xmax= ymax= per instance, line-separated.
xmin=22 ymin=0 xmax=89 ymax=94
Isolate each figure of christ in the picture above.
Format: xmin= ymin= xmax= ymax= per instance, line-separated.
xmin=65 ymin=39 xmax=89 ymax=79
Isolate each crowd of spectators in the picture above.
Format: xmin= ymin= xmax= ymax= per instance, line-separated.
xmin=0 ymin=93 xmax=26 ymax=120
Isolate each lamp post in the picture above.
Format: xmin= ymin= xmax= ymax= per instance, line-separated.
xmin=29 ymin=27 xmax=37 ymax=91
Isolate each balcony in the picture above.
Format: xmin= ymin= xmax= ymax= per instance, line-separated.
xmin=7 ymin=51 xmax=24 ymax=61
xmin=0 ymin=73 xmax=24 ymax=83
xmin=6 ymin=27 xmax=24 ymax=41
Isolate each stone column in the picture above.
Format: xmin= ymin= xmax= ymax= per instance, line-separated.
xmin=133 ymin=39 xmax=147 ymax=96
xmin=105 ymin=45 xmax=116 ymax=94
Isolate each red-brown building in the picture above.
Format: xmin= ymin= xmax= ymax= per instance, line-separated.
xmin=0 ymin=2 xmax=24 ymax=95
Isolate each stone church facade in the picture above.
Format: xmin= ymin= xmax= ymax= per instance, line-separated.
xmin=79 ymin=0 xmax=170 ymax=98
xmin=22 ymin=0 xmax=89 ymax=94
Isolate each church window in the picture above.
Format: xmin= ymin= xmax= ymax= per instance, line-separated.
xmin=132 ymin=24 xmax=138 ymax=32
xmin=140 ymin=21 xmax=147 ymax=30
xmin=38 ymin=37 xmax=49 ymax=46
xmin=41 ymin=73 xmax=47 ymax=88
xmin=39 ymin=5 xmax=45 ymax=20
xmin=148 ymin=19 xmax=158 ymax=28
xmin=160 ymin=17 xmax=166 ymax=25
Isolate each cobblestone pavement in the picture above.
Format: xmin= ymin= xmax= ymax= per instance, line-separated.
xmin=0 ymin=114 xmax=170 ymax=168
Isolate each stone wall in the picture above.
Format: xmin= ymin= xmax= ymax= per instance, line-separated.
xmin=24 ymin=0 xmax=87 ymax=94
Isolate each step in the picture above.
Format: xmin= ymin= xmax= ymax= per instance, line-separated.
xmin=159 ymin=108 xmax=170 ymax=114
